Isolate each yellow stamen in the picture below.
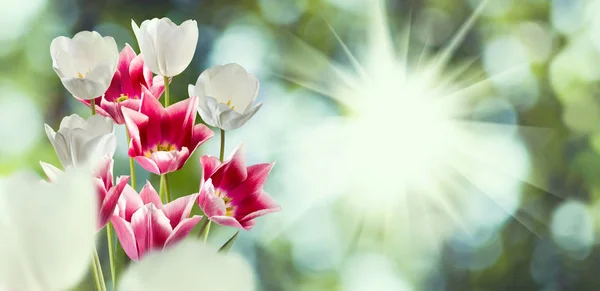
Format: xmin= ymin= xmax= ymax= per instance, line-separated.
xmin=77 ymin=72 xmax=84 ymax=78
xmin=144 ymin=142 xmax=177 ymax=157
xmin=117 ymin=94 xmax=129 ymax=102
xmin=216 ymin=190 xmax=235 ymax=216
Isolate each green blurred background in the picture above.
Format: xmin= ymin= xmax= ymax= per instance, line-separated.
xmin=3 ymin=0 xmax=600 ymax=290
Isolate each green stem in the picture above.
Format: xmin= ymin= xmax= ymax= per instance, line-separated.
xmin=93 ymin=247 xmax=107 ymax=291
xmin=91 ymin=256 xmax=101 ymax=291
xmin=163 ymin=76 xmax=170 ymax=107
xmin=126 ymin=130 xmax=136 ymax=190
xmin=196 ymin=216 xmax=210 ymax=239
xmin=91 ymin=98 xmax=97 ymax=115
xmin=164 ymin=174 xmax=171 ymax=203
xmin=106 ymin=223 xmax=116 ymax=290
xmin=203 ymin=129 xmax=226 ymax=243
xmin=159 ymin=174 xmax=166 ymax=204
xmin=219 ymin=129 xmax=225 ymax=161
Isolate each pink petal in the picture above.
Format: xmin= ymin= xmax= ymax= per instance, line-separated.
xmin=111 ymin=216 xmax=139 ymax=261
xmin=163 ymin=194 xmax=198 ymax=228
xmin=128 ymin=54 xmax=146 ymax=98
xmin=190 ymin=123 xmax=214 ymax=152
xmin=99 ymin=98 xmax=125 ymax=125
xmin=98 ymin=176 xmax=130 ymax=228
xmin=103 ymin=70 xmax=123 ymax=102
xmin=212 ymin=144 xmax=247 ymax=191
xmin=149 ymin=148 xmax=190 ymax=174
xmin=118 ymin=44 xmax=137 ymax=96
xmin=139 ymin=181 xmax=163 ymax=209
xmin=228 ymin=163 xmax=274 ymax=201
xmin=148 ymin=75 xmax=166 ymax=99
xmin=165 ymin=96 xmax=198 ymax=145
xmin=130 ymin=204 xmax=172 ymax=259
xmin=93 ymin=155 xmax=114 ymax=190
xmin=133 ymin=156 xmax=161 ymax=175
xmin=122 ymin=107 xmax=148 ymax=155
xmin=164 ymin=216 xmax=202 ymax=248
xmin=118 ymin=184 xmax=144 ymax=221
xmin=139 ymin=92 xmax=165 ymax=147
xmin=200 ymin=155 xmax=222 ymax=183
xmin=209 ymin=216 xmax=245 ymax=230
xmin=197 ymin=181 xmax=227 ymax=218
xmin=235 ymin=190 xmax=282 ymax=225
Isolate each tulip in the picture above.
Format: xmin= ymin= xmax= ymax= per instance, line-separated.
xmin=198 ymin=145 xmax=281 ymax=230
xmin=131 ymin=18 xmax=198 ymax=77
xmin=78 ymin=44 xmax=167 ymax=124
xmin=111 ymin=182 xmax=201 ymax=261
xmin=122 ymin=95 xmax=213 ymax=175
xmin=50 ymin=31 xmax=119 ymax=100
xmin=189 ymin=63 xmax=262 ymax=130
xmin=0 ymin=168 xmax=97 ymax=291
xmin=40 ymin=155 xmax=129 ymax=229
xmin=45 ymin=114 xmax=116 ymax=169
xmin=119 ymin=240 xmax=255 ymax=291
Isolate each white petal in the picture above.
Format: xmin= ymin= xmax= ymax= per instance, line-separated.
xmin=0 ymin=167 xmax=97 ymax=291
xmin=39 ymin=161 xmax=63 ymax=182
xmin=119 ymin=240 xmax=255 ymax=291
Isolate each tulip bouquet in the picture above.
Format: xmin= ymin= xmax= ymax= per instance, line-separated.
xmin=0 ymin=17 xmax=281 ymax=291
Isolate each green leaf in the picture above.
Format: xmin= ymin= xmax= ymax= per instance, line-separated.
xmin=218 ymin=231 xmax=239 ymax=253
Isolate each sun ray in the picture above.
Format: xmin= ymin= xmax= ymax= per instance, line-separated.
xmin=324 ymin=19 xmax=370 ymax=81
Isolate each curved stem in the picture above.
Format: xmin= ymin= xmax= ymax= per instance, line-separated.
xmin=91 ymin=98 xmax=97 ymax=115
xmin=91 ymin=257 xmax=101 ymax=291
xmin=163 ymin=76 xmax=170 ymax=107
xmin=106 ymin=223 xmax=116 ymax=290
xmin=93 ymin=246 xmax=107 ymax=291
xmin=125 ymin=130 xmax=136 ymax=190
xmin=164 ymin=174 xmax=171 ymax=203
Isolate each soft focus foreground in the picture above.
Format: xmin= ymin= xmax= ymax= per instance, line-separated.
xmin=2 ymin=0 xmax=600 ymax=290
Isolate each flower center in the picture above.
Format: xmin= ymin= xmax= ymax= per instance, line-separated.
xmin=77 ymin=70 xmax=90 ymax=78
xmin=221 ymin=100 xmax=235 ymax=110
xmin=117 ymin=94 xmax=129 ymax=102
xmin=144 ymin=142 xmax=177 ymax=157
xmin=215 ymin=189 xmax=235 ymax=216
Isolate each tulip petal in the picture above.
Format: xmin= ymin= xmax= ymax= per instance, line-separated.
xmin=163 ymin=216 xmax=202 ymax=248
xmin=139 ymin=181 xmax=163 ymax=209
xmin=111 ymin=216 xmax=140 ymax=261
xmin=39 ymin=161 xmax=62 ymax=182
xmin=163 ymin=194 xmax=198 ymax=227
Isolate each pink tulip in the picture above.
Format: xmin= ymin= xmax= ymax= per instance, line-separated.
xmin=40 ymin=156 xmax=129 ymax=230
xmin=198 ymin=145 xmax=281 ymax=230
xmin=78 ymin=44 xmax=167 ymax=124
xmin=111 ymin=181 xmax=201 ymax=261
xmin=122 ymin=95 xmax=214 ymax=175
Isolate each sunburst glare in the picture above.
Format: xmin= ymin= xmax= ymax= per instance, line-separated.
xmin=267 ymin=0 xmax=554 ymax=268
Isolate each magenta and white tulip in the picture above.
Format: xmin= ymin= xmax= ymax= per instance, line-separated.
xmin=122 ymin=95 xmax=214 ymax=175
xmin=111 ymin=182 xmax=201 ymax=261
xmin=50 ymin=31 xmax=119 ymax=100
xmin=78 ymin=44 xmax=166 ymax=124
xmin=198 ymin=145 xmax=281 ymax=230
xmin=189 ymin=63 xmax=262 ymax=130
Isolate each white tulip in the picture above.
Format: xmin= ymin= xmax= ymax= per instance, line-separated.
xmin=131 ymin=18 xmax=198 ymax=77
xmin=0 ymin=167 xmax=97 ymax=291
xmin=119 ymin=240 xmax=255 ymax=291
xmin=50 ymin=31 xmax=119 ymax=100
xmin=189 ymin=63 xmax=262 ymax=130
xmin=45 ymin=114 xmax=116 ymax=168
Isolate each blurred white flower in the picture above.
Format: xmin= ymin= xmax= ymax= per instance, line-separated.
xmin=189 ymin=63 xmax=262 ymax=130
xmin=50 ymin=31 xmax=119 ymax=100
xmin=45 ymin=114 xmax=116 ymax=168
xmin=119 ymin=240 xmax=255 ymax=291
xmin=131 ymin=18 xmax=198 ymax=77
xmin=0 ymin=167 xmax=97 ymax=291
